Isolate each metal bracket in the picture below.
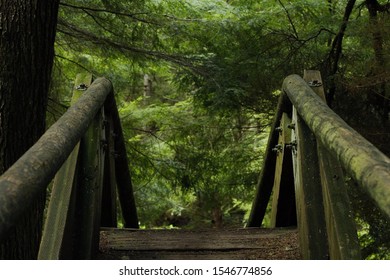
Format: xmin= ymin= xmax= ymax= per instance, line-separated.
xmin=272 ymin=144 xmax=283 ymax=153
xmin=287 ymin=123 xmax=296 ymax=130
xmin=76 ymin=83 xmax=88 ymax=91
xmin=275 ymin=126 xmax=283 ymax=134
xmin=286 ymin=140 xmax=297 ymax=155
xmin=308 ymin=80 xmax=322 ymax=87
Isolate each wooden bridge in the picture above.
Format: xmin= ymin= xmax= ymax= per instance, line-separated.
xmin=0 ymin=70 xmax=389 ymax=260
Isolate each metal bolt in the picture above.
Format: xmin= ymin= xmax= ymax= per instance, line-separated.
xmin=275 ymin=126 xmax=283 ymax=133
xmin=76 ymin=83 xmax=88 ymax=91
xmin=286 ymin=140 xmax=297 ymax=149
xmin=272 ymin=144 xmax=283 ymax=153
xmin=308 ymin=80 xmax=322 ymax=87
xmin=287 ymin=123 xmax=295 ymax=130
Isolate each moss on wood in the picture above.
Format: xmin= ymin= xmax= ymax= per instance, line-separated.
xmin=283 ymin=74 xmax=390 ymax=218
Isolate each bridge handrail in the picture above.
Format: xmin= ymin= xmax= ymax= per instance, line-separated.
xmin=249 ymin=71 xmax=390 ymax=259
xmin=283 ymin=74 xmax=390 ymax=218
xmin=0 ymin=78 xmax=113 ymax=242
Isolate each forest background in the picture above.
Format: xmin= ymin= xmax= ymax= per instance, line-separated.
xmin=1 ymin=0 xmax=390 ymax=259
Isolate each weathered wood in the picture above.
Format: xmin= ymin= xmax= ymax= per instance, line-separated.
xmin=99 ymin=249 xmax=299 ymax=260
xmin=101 ymin=115 xmax=118 ymax=227
xmin=97 ymin=228 xmax=300 ymax=260
xmin=73 ymin=110 xmax=105 ymax=259
xmin=291 ymin=104 xmax=329 ymax=259
xmin=318 ymin=150 xmax=361 ymax=259
xmin=247 ymin=94 xmax=292 ymax=227
xmin=0 ymin=77 xmax=113 ymax=242
xmin=143 ymin=74 xmax=153 ymax=97
xmin=283 ymin=74 xmax=390 ymax=219
xmin=303 ymin=70 xmax=361 ymax=259
xmin=270 ymin=113 xmax=296 ymax=227
xmin=104 ymin=93 xmax=139 ymax=228
xmin=38 ymin=73 xmax=93 ymax=260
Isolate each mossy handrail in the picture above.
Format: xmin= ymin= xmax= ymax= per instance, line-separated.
xmin=283 ymin=74 xmax=390 ymax=216
xmin=249 ymin=71 xmax=390 ymax=259
xmin=0 ymin=75 xmax=139 ymax=259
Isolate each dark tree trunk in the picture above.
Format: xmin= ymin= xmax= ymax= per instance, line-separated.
xmin=322 ymin=0 xmax=356 ymax=106
xmin=365 ymin=0 xmax=389 ymax=123
xmin=0 ymin=0 xmax=60 ymax=259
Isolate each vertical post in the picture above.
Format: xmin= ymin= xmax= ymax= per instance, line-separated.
xmin=38 ymin=73 xmax=92 ymax=260
xmin=143 ymin=74 xmax=153 ymax=97
xmin=101 ymin=115 xmax=118 ymax=227
xmin=290 ymin=71 xmax=329 ymax=259
xmin=304 ymin=70 xmax=360 ymax=259
xmin=247 ymin=94 xmax=291 ymax=227
xmin=74 ymin=102 xmax=105 ymax=259
xmin=104 ymin=92 xmax=139 ymax=228
xmin=270 ymin=113 xmax=296 ymax=227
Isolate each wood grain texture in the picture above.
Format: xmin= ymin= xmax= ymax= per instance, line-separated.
xmin=97 ymin=228 xmax=300 ymax=260
xmin=304 ymin=70 xmax=360 ymax=259
xmin=283 ymin=74 xmax=390 ymax=219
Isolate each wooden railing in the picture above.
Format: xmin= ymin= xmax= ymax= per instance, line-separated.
xmin=1 ymin=70 xmax=389 ymax=260
xmin=248 ymin=70 xmax=390 ymax=259
xmin=0 ymin=73 xmax=139 ymax=259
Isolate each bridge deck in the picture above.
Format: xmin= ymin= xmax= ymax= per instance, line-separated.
xmin=96 ymin=227 xmax=300 ymax=260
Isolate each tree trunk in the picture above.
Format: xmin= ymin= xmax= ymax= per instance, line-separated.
xmin=212 ymin=207 xmax=223 ymax=229
xmin=365 ymin=0 xmax=389 ymax=122
xmin=0 ymin=0 xmax=60 ymax=259
xmin=323 ymin=0 xmax=356 ymax=106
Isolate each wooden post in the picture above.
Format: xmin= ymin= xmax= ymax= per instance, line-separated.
xmin=143 ymin=74 xmax=153 ymax=97
xmin=38 ymin=73 xmax=93 ymax=260
xmin=104 ymin=92 xmax=139 ymax=228
xmin=291 ymin=103 xmax=329 ymax=259
xmin=247 ymin=94 xmax=291 ymax=227
xmin=303 ymin=70 xmax=360 ymax=259
xmin=283 ymin=74 xmax=390 ymax=219
xmin=270 ymin=113 xmax=296 ymax=227
xmin=101 ymin=115 xmax=118 ymax=227
xmin=73 ymin=96 xmax=106 ymax=259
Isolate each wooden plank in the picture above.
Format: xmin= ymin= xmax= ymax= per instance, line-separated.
xmin=97 ymin=228 xmax=301 ymax=260
xmin=38 ymin=73 xmax=92 ymax=260
xmin=99 ymin=228 xmax=296 ymax=250
xmin=290 ymin=73 xmax=329 ymax=259
xmin=104 ymin=93 xmax=139 ymax=228
xmin=73 ymin=101 xmax=105 ymax=259
xmin=98 ymin=249 xmax=300 ymax=260
xmin=304 ymin=70 xmax=360 ymax=259
xmin=247 ymin=94 xmax=292 ymax=227
xmin=270 ymin=113 xmax=296 ymax=227
xmin=101 ymin=115 xmax=118 ymax=227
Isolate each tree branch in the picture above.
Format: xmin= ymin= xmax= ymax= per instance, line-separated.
xmin=59 ymin=2 xmax=157 ymax=25
xmin=328 ymin=0 xmax=357 ymax=74
xmin=57 ymin=19 xmax=210 ymax=77
xmin=55 ymin=54 xmax=97 ymax=75
xmin=277 ymin=0 xmax=299 ymax=40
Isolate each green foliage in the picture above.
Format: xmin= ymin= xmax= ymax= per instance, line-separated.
xmin=348 ymin=180 xmax=390 ymax=260
xmin=120 ymin=92 xmax=267 ymax=228
xmin=51 ymin=0 xmax=390 ymax=256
